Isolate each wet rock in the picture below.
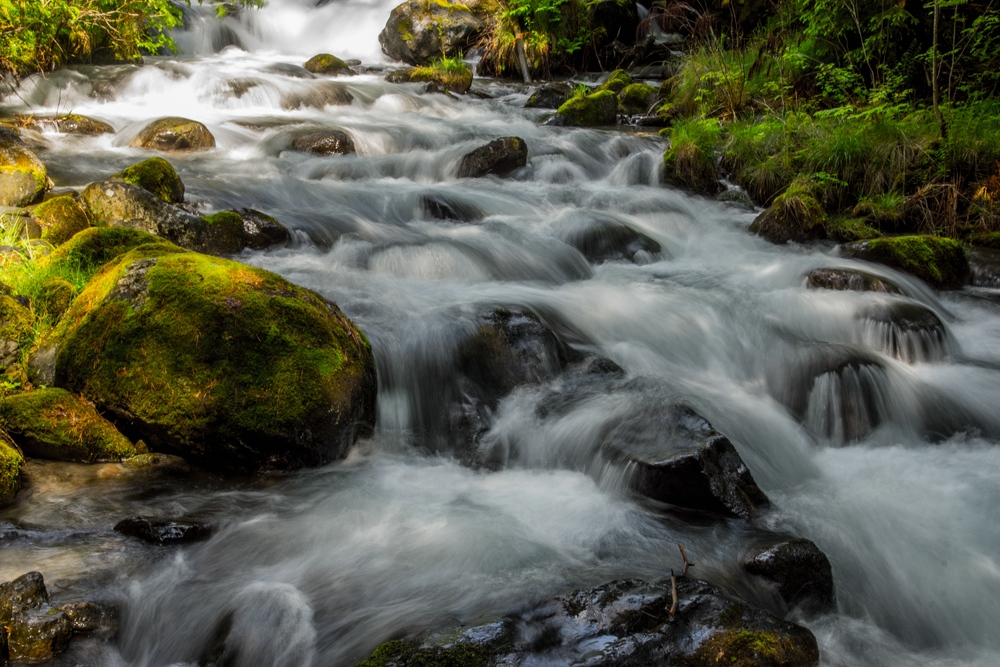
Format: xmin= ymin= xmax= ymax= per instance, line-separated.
xmin=30 ymin=194 xmax=91 ymax=246
xmin=0 ymin=431 xmax=25 ymax=507
xmin=0 ymin=572 xmax=73 ymax=663
xmin=130 ymin=116 xmax=216 ymax=152
xmin=230 ymin=208 xmax=292 ymax=249
xmin=457 ymin=137 xmax=527 ymax=179
xmin=595 ymin=69 xmax=633 ymax=94
xmin=18 ymin=114 xmax=114 ymax=136
xmin=59 ymin=601 xmax=118 ymax=637
xmin=0 ymin=387 xmax=140 ymax=462
xmin=110 ymin=156 xmax=185 ymax=204
xmin=386 ymin=65 xmax=473 ymax=94
xmin=49 ymin=245 xmax=377 ymax=474
xmin=717 ymin=188 xmax=756 ymax=210
xmin=280 ymin=81 xmax=355 ymax=109
xmin=558 ymin=216 xmax=662 ymax=264
xmin=303 ymin=53 xmax=355 ymax=76
xmin=840 ymin=235 xmax=970 ymax=290
xmin=602 ymin=406 xmax=770 ymax=519
xmin=290 ymin=129 xmax=357 ymax=155
xmin=749 ymin=178 xmax=825 ymax=244
xmin=806 ymin=268 xmax=901 ymax=294
xmin=418 ymin=193 xmax=484 ymax=222
xmin=358 ymin=577 xmax=819 ymax=667
xmin=114 ymin=516 xmax=212 ymax=545
xmin=856 ymin=300 xmax=949 ymax=363
xmin=262 ymin=62 xmax=315 ymax=79
xmin=744 ymin=538 xmax=835 ymax=613
xmin=968 ymin=246 xmax=1000 ymax=288
xmin=0 ymin=127 xmax=51 ymax=207
xmin=524 ymin=82 xmax=574 ymax=109
xmin=551 ymin=90 xmax=618 ymax=126
xmin=618 ymin=82 xmax=659 ymax=115
xmin=378 ymin=0 xmax=485 ymax=65
xmin=82 ymin=181 xmax=241 ymax=255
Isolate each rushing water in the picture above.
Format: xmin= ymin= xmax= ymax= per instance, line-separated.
xmin=3 ymin=1 xmax=1000 ymax=665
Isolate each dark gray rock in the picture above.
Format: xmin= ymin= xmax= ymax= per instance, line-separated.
xmin=806 ymin=268 xmax=901 ymax=294
xmin=114 ymin=516 xmax=213 ymax=545
xmin=0 ymin=572 xmax=73 ymax=663
xmin=525 ymin=82 xmax=574 ymax=109
xmin=231 ymin=208 xmax=292 ymax=249
xmin=289 ymin=129 xmax=356 ymax=155
xmin=856 ymin=300 xmax=949 ymax=363
xmin=456 ymin=137 xmax=527 ymax=179
xmin=59 ymin=601 xmax=119 ymax=637
xmin=558 ymin=216 xmax=662 ymax=264
xmin=378 ymin=0 xmax=485 ymax=65
xmin=744 ymin=538 xmax=835 ymax=613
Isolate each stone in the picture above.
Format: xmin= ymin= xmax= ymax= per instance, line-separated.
xmin=49 ymin=246 xmax=377 ymax=474
xmin=524 ymin=82 xmax=574 ymax=109
xmin=280 ymin=82 xmax=354 ymax=110
xmin=856 ymin=300 xmax=949 ymax=363
xmin=749 ymin=178 xmax=826 ymax=244
xmin=40 ymin=277 xmax=78 ymax=320
xmin=805 ymin=268 xmax=901 ymax=294
xmin=595 ymin=68 xmax=632 ymax=94
xmin=59 ymin=601 xmax=118 ymax=637
xmin=18 ymin=114 xmax=114 ymax=136
xmin=385 ymin=64 xmax=473 ymax=94
xmin=303 ymin=53 xmax=355 ymax=76
xmin=30 ymin=195 xmax=91 ymax=246
xmin=744 ymin=538 xmax=836 ymax=613
xmin=456 ymin=137 xmax=527 ymax=179
xmin=551 ymin=90 xmax=618 ymax=126
xmin=0 ymin=127 xmax=51 ymax=207
xmin=557 ymin=215 xmax=662 ymax=264
xmin=114 ymin=516 xmax=212 ymax=545
xmin=968 ymin=247 xmax=1000 ymax=288
xmin=130 ymin=117 xmax=216 ymax=152
xmin=617 ymin=82 xmax=659 ymax=115
xmin=378 ymin=0 xmax=485 ymax=65
xmin=230 ymin=208 xmax=292 ymax=249
xmin=0 ymin=572 xmax=73 ymax=663
xmin=840 ymin=235 xmax=970 ymax=290
xmin=0 ymin=430 xmax=24 ymax=507
xmin=290 ymin=129 xmax=357 ymax=155
xmin=111 ymin=157 xmax=185 ymax=204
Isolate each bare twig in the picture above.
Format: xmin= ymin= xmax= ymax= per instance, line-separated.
xmin=667 ymin=543 xmax=695 ymax=619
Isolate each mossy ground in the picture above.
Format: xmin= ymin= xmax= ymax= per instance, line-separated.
xmin=687 ymin=628 xmax=814 ymax=667
xmin=113 ymin=157 xmax=184 ymax=204
xmin=0 ymin=387 xmax=138 ymax=462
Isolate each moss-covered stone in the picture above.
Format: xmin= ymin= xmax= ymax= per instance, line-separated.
xmin=826 ymin=216 xmax=882 ymax=243
xmin=304 ymin=53 xmax=355 ymax=76
xmin=524 ymin=82 xmax=574 ymax=109
xmin=44 ymin=226 xmax=168 ymax=277
xmin=749 ymin=178 xmax=826 ymax=244
xmin=0 ymin=127 xmax=51 ymax=207
xmin=112 ymin=157 xmax=185 ymax=204
xmin=31 ymin=195 xmax=91 ymax=246
xmin=840 ymin=235 xmax=970 ymax=290
xmin=0 ymin=294 xmax=34 ymax=369
xmin=201 ymin=211 xmax=245 ymax=255
xmin=968 ymin=231 xmax=1000 ymax=249
xmin=19 ymin=114 xmax=114 ymax=136
xmin=50 ymin=248 xmax=377 ymax=473
xmin=0 ymin=572 xmax=73 ymax=663
xmin=617 ymin=82 xmax=658 ymax=115
xmin=595 ymin=68 xmax=632 ymax=93
xmin=129 ymin=117 xmax=216 ymax=152
xmin=664 ymin=139 xmax=721 ymax=196
xmin=229 ymin=208 xmax=292 ymax=249
xmin=0 ymin=387 xmax=139 ymax=462
xmin=40 ymin=277 xmax=78 ymax=320
xmin=378 ymin=0 xmax=485 ymax=65
xmin=0 ymin=431 xmax=25 ymax=506
xmin=355 ymin=622 xmax=514 ymax=667
xmin=554 ymin=90 xmax=618 ymax=126
xmin=685 ymin=628 xmax=817 ymax=667
xmin=386 ymin=63 xmax=473 ymax=94
xmin=456 ymin=136 xmax=527 ymax=178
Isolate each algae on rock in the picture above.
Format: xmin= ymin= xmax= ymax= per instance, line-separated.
xmin=840 ymin=235 xmax=970 ymax=290
xmin=111 ymin=157 xmax=185 ymax=204
xmin=553 ymin=90 xmax=618 ymax=126
xmin=31 ymin=195 xmax=92 ymax=246
xmin=0 ymin=431 xmax=24 ymax=506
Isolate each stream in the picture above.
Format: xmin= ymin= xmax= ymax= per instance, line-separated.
xmin=3 ymin=0 xmax=1000 ymax=665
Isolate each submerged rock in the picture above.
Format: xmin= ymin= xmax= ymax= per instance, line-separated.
xmin=110 ymin=156 xmax=185 ymax=204
xmin=524 ymin=82 xmax=574 ymax=109
xmin=59 ymin=601 xmax=118 ymax=637
xmin=417 ymin=192 xmax=484 ymax=222
xmin=744 ymin=537 xmax=836 ymax=613
xmin=558 ymin=216 xmax=662 ymax=264
xmin=840 ymin=235 xmax=970 ymax=290
xmin=357 ymin=577 xmax=819 ymax=667
xmin=0 ymin=572 xmax=73 ymax=663
xmin=0 ymin=431 xmax=25 ymax=507
xmin=749 ymin=178 xmax=825 ymax=244
xmin=49 ymin=246 xmax=377 ymax=474
xmin=0 ymin=127 xmax=51 ymax=207
xmin=456 ymin=137 xmax=527 ymax=179
xmin=290 ymin=129 xmax=357 ymax=155
xmin=856 ymin=300 xmax=949 ymax=363
xmin=130 ymin=117 xmax=216 ymax=152
xmin=0 ymin=387 xmax=140 ymax=462
xmin=967 ymin=246 xmax=1000 ymax=288
xmin=30 ymin=195 xmax=91 ymax=246
xmin=551 ymin=90 xmax=618 ymax=126
xmin=378 ymin=0 xmax=484 ymax=65
xmin=114 ymin=515 xmax=212 ymax=545
xmin=280 ymin=82 xmax=354 ymax=110
xmin=805 ymin=268 xmax=901 ymax=294
xmin=303 ymin=53 xmax=355 ymax=76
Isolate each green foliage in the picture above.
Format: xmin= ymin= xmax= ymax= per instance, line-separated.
xmin=484 ymin=0 xmax=596 ymax=76
xmin=663 ymin=117 xmax=722 ymax=195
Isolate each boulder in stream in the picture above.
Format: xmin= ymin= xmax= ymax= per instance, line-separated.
xmin=114 ymin=515 xmax=212 ymax=545
xmin=618 ymin=82 xmax=659 ymax=115
xmin=806 ymin=268 xmax=901 ymax=294
xmin=59 ymin=601 xmax=118 ymax=637
xmin=30 ymin=194 xmax=92 ymax=246
xmin=290 ymin=129 xmax=357 ymax=155
xmin=110 ymin=156 xmax=185 ymax=204
xmin=557 ymin=215 xmax=662 ymax=264
xmin=48 ymin=246 xmax=377 ymax=474
xmin=303 ymin=53 xmax=356 ymax=76
xmin=18 ymin=114 xmax=115 ymax=136
xmin=525 ymin=82 xmax=574 ymax=109
xmin=0 ymin=127 xmax=51 ymax=207
xmin=551 ymin=90 xmax=618 ymax=126
xmin=280 ymin=82 xmax=355 ymax=110
xmin=385 ymin=65 xmax=473 ymax=94
xmin=229 ymin=207 xmax=293 ymax=249
xmin=378 ymin=0 xmax=485 ymax=65
xmin=456 ymin=137 xmax=528 ymax=179
xmin=749 ymin=178 xmax=826 ymax=244
xmin=130 ymin=117 xmax=216 ymax=152
xmin=0 ymin=572 xmax=73 ymax=663
xmin=840 ymin=235 xmax=970 ymax=290
xmin=856 ymin=300 xmax=949 ymax=363
xmin=744 ymin=537 xmax=836 ymax=613
xmin=966 ymin=246 xmax=1000 ymax=288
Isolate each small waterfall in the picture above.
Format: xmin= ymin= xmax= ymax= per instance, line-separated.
xmin=854 ymin=300 xmax=952 ymax=364
xmin=802 ymin=363 xmax=893 ymax=443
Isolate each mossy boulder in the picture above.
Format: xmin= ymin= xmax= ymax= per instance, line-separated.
xmin=48 ymin=247 xmax=377 ymax=473
xmin=44 ymin=226 xmax=167 ymax=276
xmin=304 ymin=53 xmax=355 ymax=76
xmin=30 ymin=195 xmax=91 ymax=246
xmin=552 ymin=90 xmax=618 ymax=126
xmin=0 ymin=294 xmax=34 ymax=369
xmin=840 ymin=235 xmax=970 ymax=290
xmin=290 ymin=129 xmax=357 ymax=155
xmin=19 ymin=114 xmax=114 ymax=136
xmin=357 ymin=622 xmax=514 ymax=667
xmin=456 ymin=137 xmax=527 ymax=178
xmin=805 ymin=268 xmax=901 ymax=294
xmin=111 ymin=157 xmax=185 ymax=204
xmin=749 ymin=178 xmax=826 ymax=244
xmin=0 ymin=387 xmax=139 ymax=462
xmin=524 ymin=82 xmax=574 ymax=109
xmin=0 ymin=572 xmax=74 ymax=663
xmin=378 ymin=0 xmax=485 ymax=65
xmin=82 ymin=181 xmax=241 ymax=255
xmin=618 ymin=82 xmax=658 ymax=115
xmin=280 ymin=82 xmax=354 ymax=110
xmin=0 ymin=127 xmax=51 ymax=207
xmin=0 ymin=431 xmax=25 ymax=506
xmin=130 ymin=117 xmax=216 ymax=152
xmin=386 ymin=64 xmax=473 ymax=94
xmin=595 ymin=68 xmax=632 ymax=93
xmin=40 ymin=277 xmax=78 ymax=321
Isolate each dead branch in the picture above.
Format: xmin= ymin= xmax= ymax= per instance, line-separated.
xmin=667 ymin=543 xmax=695 ymax=619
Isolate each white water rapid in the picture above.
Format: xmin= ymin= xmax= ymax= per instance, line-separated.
xmin=3 ymin=1 xmax=1000 ymax=666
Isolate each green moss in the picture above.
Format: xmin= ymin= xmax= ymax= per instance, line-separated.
xmin=687 ymin=629 xmax=813 ymax=667
xmin=969 ymin=231 xmax=1000 ymax=249
xmin=40 ymin=277 xmax=77 ymax=320
xmin=663 ymin=118 xmax=722 ymax=195
xmin=0 ymin=387 xmax=138 ymax=462
xmin=202 ymin=211 xmax=245 ymax=255
xmin=843 ymin=235 xmax=969 ymax=290
xmin=113 ymin=157 xmax=184 ymax=204
xmin=555 ymin=90 xmax=618 ymax=126
xmin=50 ymin=248 xmax=374 ymax=472
xmin=0 ymin=295 xmax=34 ymax=346
xmin=31 ymin=195 xmax=91 ymax=246
xmin=389 ymin=60 xmax=474 ymax=93
xmin=617 ymin=82 xmax=658 ymax=115
xmin=826 ymin=216 xmax=882 ymax=243
xmin=45 ymin=227 xmax=170 ymax=279
xmin=0 ymin=436 xmax=24 ymax=506
xmin=749 ymin=177 xmax=827 ymax=244
xmin=596 ymin=69 xmax=631 ymax=94
xmin=354 ymin=639 xmax=497 ymax=667
xmin=304 ymin=53 xmax=352 ymax=74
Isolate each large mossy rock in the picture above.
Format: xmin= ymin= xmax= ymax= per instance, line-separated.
xmin=663 ymin=131 xmax=723 ymax=196
xmin=0 ymin=572 xmax=73 ymax=663
xmin=595 ymin=68 xmax=632 ymax=94
xmin=378 ymin=0 xmax=485 ymax=65
xmin=0 ymin=387 xmax=139 ymax=463
xmin=749 ymin=178 xmax=826 ymax=244
xmin=618 ymin=82 xmax=658 ymax=115
xmin=44 ymin=226 xmax=167 ymax=276
xmin=840 ymin=235 xmax=970 ymax=290
xmin=0 ymin=431 xmax=25 ymax=507
xmin=19 ymin=114 xmax=114 ymax=136
xmin=0 ymin=127 xmax=51 ymax=207
xmin=0 ymin=295 xmax=34 ymax=369
xmin=82 ymin=181 xmax=241 ymax=255
xmin=805 ymin=268 xmax=901 ymax=294
xmin=456 ymin=137 xmax=527 ymax=178
xmin=303 ymin=53 xmax=355 ymax=76
xmin=111 ymin=157 xmax=185 ymax=204
xmin=552 ymin=90 xmax=618 ymax=126
xmin=130 ymin=117 xmax=216 ymax=152
xmin=30 ymin=195 xmax=91 ymax=246
xmin=48 ymin=246 xmax=377 ymax=473
xmin=524 ymin=82 xmax=574 ymax=109
xmin=385 ymin=64 xmax=473 ymax=94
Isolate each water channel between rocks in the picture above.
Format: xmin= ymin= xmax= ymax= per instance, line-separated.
xmin=3 ymin=1 xmax=1000 ymax=666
